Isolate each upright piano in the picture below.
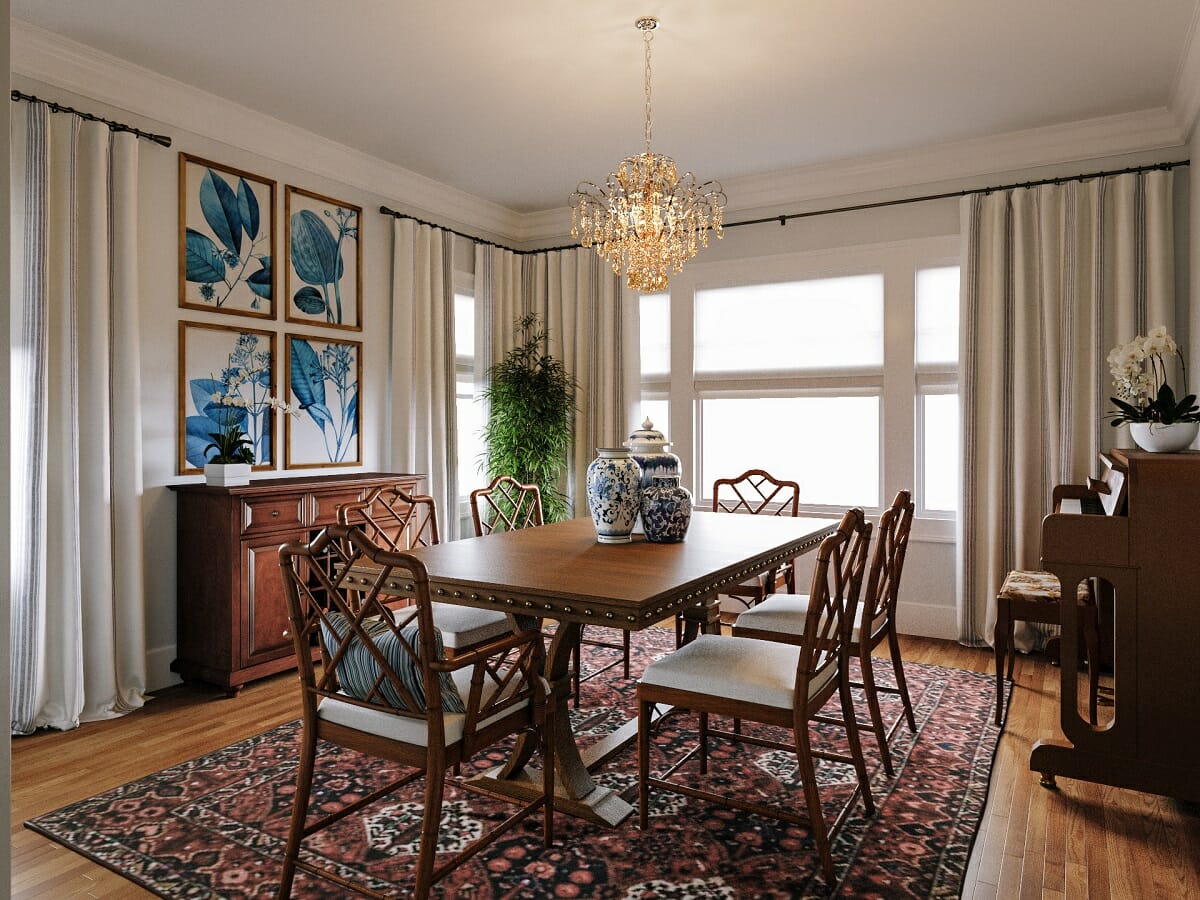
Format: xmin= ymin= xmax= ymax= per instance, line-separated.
xmin=1032 ymin=448 xmax=1200 ymax=801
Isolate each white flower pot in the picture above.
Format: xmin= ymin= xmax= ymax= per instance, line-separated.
xmin=1128 ymin=421 xmax=1199 ymax=453
xmin=204 ymin=462 xmax=251 ymax=486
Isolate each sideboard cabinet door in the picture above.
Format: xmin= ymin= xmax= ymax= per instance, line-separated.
xmin=170 ymin=472 xmax=424 ymax=694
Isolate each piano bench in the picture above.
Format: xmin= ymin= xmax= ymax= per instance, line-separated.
xmin=994 ymin=570 xmax=1100 ymax=727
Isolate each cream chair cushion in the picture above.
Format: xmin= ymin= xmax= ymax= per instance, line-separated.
xmin=735 ymin=593 xmax=874 ymax=643
xmin=639 ymin=634 xmax=836 ymax=709
xmin=430 ymin=603 xmax=512 ymax=649
xmin=318 ymin=663 xmax=528 ymax=747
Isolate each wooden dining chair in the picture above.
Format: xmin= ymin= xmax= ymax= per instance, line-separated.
xmin=734 ymin=490 xmax=917 ymax=776
xmin=276 ymin=524 xmax=554 ymax=899
xmin=676 ymin=468 xmax=801 ymax=645
xmin=470 ymin=474 xmax=631 ymax=707
xmin=338 ymin=485 xmax=512 ymax=656
xmin=638 ymin=508 xmax=875 ymax=882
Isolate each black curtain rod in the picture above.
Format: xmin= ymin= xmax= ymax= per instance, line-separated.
xmin=10 ymin=90 xmax=172 ymax=148
xmin=381 ymin=158 xmax=1189 ymax=252
xmin=726 ymin=159 xmax=1189 ymax=230
xmin=378 ymin=206 xmax=579 ymax=255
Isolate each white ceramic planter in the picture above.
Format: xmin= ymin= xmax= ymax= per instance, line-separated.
xmin=1129 ymin=421 xmax=1199 ymax=453
xmin=204 ymin=462 xmax=251 ymax=486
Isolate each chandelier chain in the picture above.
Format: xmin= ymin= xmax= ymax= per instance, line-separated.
xmin=643 ymin=26 xmax=653 ymax=153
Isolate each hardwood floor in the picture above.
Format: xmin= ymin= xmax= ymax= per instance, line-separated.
xmin=11 ymin=635 xmax=1200 ymax=898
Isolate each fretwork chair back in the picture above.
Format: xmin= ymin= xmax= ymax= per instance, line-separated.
xmin=338 ymin=486 xmax=511 ymax=658
xmin=676 ymin=468 xmax=802 ymax=645
xmin=469 ymin=474 xmax=631 ymax=707
xmin=638 ymin=507 xmax=875 ymax=881
xmin=734 ymin=490 xmax=918 ymax=775
xmin=276 ymin=524 xmax=553 ymax=900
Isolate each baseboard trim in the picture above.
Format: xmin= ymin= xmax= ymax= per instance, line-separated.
xmin=146 ymin=644 xmax=182 ymax=693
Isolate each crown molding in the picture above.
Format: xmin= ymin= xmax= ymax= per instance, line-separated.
xmin=10 ymin=19 xmax=526 ymax=241
xmin=717 ymin=107 xmax=1186 ymax=216
xmin=1170 ymin=6 xmax=1200 ymax=141
xmin=521 ymin=107 xmax=1188 ymax=245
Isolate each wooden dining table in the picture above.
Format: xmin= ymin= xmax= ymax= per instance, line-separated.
xmin=350 ymin=509 xmax=840 ymax=827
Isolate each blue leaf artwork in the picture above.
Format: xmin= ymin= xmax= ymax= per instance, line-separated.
xmin=287 ymin=335 xmax=360 ymax=466
xmin=180 ymin=155 xmax=274 ymax=316
xmin=286 ymin=188 xmax=360 ymax=328
xmin=181 ymin=325 xmax=276 ymax=470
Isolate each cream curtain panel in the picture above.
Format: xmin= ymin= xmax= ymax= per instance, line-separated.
xmin=532 ymin=248 xmax=639 ymax=517
xmin=473 ymin=243 xmax=638 ymax=517
xmin=10 ymin=102 xmax=148 ymax=733
xmin=958 ymin=170 xmax=1176 ymax=647
xmin=389 ymin=219 xmax=462 ymax=538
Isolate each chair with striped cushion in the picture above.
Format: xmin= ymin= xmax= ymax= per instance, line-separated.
xmin=338 ymin=485 xmax=512 ymax=656
xmin=733 ymin=490 xmax=917 ymax=776
xmin=276 ymin=524 xmax=554 ymax=899
xmin=471 ymin=475 xmax=630 ymax=707
xmin=637 ymin=507 xmax=875 ymax=881
xmin=994 ymin=568 xmax=1101 ymax=726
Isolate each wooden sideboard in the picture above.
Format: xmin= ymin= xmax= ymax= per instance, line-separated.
xmin=170 ymin=472 xmax=424 ymax=694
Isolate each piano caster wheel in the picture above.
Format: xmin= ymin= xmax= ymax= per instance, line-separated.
xmin=1039 ymin=772 xmax=1058 ymax=790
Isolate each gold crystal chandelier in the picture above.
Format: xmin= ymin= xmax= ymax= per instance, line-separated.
xmin=570 ymin=16 xmax=726 ymax=293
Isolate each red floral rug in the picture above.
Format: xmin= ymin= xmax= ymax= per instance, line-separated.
xmin=27 ymin=629 xmax=1005 ymax=898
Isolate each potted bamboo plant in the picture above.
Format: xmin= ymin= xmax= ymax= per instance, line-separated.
xmin=480 ymin=314 xmax=577 ymax=523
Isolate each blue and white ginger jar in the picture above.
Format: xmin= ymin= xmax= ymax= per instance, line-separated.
xmin=641 ymin=476 xmax=693 ymax=543
xmin=585 ymin=447 xmax=643 ymax=544
xmin=626 ymin=418 xmax=681 ymax=489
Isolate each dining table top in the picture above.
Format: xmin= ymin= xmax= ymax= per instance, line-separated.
xmin=368 ymin=511 xmax=841 ymax=630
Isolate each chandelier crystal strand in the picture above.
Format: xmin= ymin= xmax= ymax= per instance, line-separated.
xmin=570 ymin=16 xmax=725 ymax=293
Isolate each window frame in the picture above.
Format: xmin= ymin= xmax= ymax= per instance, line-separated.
xmin=645 ymin=235 xmax=959 ymax=543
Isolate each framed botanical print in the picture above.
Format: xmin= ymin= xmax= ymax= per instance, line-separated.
xmin=179 ymin=153 xmax=276 ymax=318
xmin=285 ymin=332 xmax=362 ymax=468
xmin=284 ymin=186 xmax=362 ymax=330
xmin=178 ymin=321 xmax=278 ymax=473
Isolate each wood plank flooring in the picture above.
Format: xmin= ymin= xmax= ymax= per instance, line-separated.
xmin=11 ymin=635 xmax=1200 ymax=898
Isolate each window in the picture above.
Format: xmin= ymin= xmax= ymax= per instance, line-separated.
xmin=915 ymin=266 xmax=960 ymax=515
xmin=646 ymin=237 xmax=959 ymax=531
xmin=639 ymin=293 xmax=670 ymax=431
xmin=454 ymin=290 xmax=484 ymax=499
xmin=695 ymin=275 xmax=884 ymax=373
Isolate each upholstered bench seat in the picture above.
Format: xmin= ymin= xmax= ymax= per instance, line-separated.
xmin=997 ymin=569 xmax=1090 ymax=604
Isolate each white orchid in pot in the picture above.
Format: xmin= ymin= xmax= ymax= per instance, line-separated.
xmin=1107 ymin=326 xmax=1200 ymax=452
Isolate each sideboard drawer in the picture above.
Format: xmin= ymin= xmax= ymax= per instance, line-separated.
xmin=311 ymin=488 xmax=373 ymax=527
xmin=241 ymin=495 xmax=305 ymax=534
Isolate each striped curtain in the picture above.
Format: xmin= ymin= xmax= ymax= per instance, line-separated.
xmin=958 ymin=170 xmax=1176 ymax=647
xmin=389 ymin=220 xmax=461 ymax=538
xmin=533 ymin=248 xmax=639 ymax=518
xmin=10 ymin=101 xmax=148 ymax=733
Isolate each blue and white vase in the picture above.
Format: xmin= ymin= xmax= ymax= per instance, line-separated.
xmin=626 ymin=417 xmax=682 ymax=533
xmin=585 ymin=448 xmax=643 ymax=544
xmin=640 ymin=476 xmax=693 ymax=543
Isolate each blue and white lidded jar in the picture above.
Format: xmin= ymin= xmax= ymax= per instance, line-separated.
xmin=640 ymin=476 xmax=693 ymax=543
xmin=626 ymin=418 xmax=681 ymax=489
xmin=585 ymin=448 xmax=644 ymax=544
xmin=626 ymin=418 xmax=681 ymax=533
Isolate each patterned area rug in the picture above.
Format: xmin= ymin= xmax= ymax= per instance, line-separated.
xmin=27 ymin=629 xmax=1004 ymax=898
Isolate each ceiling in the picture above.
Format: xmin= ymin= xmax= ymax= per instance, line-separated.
xmin=12 ymin=1 xmax=1200 ymax=216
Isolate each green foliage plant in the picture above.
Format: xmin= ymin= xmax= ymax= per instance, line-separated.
xmin=480 ymin=313 xmax=577 ymax=523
